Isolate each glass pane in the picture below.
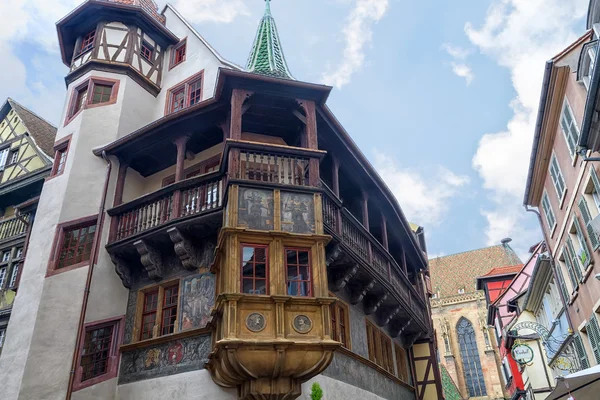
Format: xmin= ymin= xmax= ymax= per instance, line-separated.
xmin=255 ymin=264 xmax=266 ymax=279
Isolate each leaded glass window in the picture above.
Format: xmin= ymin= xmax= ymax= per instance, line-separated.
xmin=457 ymin=317 xmax=487 ymax=397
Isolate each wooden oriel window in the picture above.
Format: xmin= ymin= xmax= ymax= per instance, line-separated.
xmin=366 ymin=320 xmax=394 ymax=373
xmin=136 ymin=282 xmax=180 ymax=341
xmin=394 ymin=344 xmax=409 ymax=382
xmin=170 ymin=39 xmax=186 ymax=68
xmin=80 ymin=30 xmax=96 ymax=55
xmin=285 ymin=248 xmax=312 ymax=297
xmin=165 ymin=71 xmax=204 ymax=115
xmin=330 ymin=298 xmax=350 ymax=349
xmin=241 ymin=244 xmax=269 ymax=295
xmin=141 ymin=41 xmax=154 ymax=62
xmin=74 ymin=316 xmax=123 ymax=392
xmin=47 ymin=216 xmax=97 ymax=276
xmin=51 ymin=135 xmax=71 ymax=178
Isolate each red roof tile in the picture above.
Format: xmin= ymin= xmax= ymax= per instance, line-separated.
xmin=480 ymin=264 xmax=524 ymax=277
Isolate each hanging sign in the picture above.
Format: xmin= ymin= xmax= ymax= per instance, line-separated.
xmin=511 ymin=343 xmax=534 ymax=365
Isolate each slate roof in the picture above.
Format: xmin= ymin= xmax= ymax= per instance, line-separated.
xmin=246 ymin=0 xmax=294 ymax=79
xmin=429 ymin=244 xmax=522 ymax=298
xmin=2 ymin=99 xmax=57 ymax=158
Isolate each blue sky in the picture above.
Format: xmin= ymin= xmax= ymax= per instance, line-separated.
xmin=0 ymin=0 xmax=590 ymax=259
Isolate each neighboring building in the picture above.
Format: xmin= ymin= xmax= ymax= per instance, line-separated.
xmin=523 ymin=21 xmax=600 ymax=379
xmin=0 ymin=98 xmax=56 ymax=355
xmin=429 ymin=242 xmax=522 ymax=400
xmin=0 ymin=1 xmax=442 ymax=399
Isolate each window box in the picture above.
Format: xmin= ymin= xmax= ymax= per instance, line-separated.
xmin=47 ymin=215 xmax=98 ymax=277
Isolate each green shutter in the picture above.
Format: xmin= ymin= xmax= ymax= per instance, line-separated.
xmin=587 ymin=315 xmax=600 ymax=364
xmin=573 ymin=334 xmax=590 ymax=370
xmin=576 ymin=216 xmax=594 ymax=267
xmin=555 ymin=266 xmax=570 ymax=305
xmin=563 ymin=244 xmax=579 ymax=291
xmin=566 ymin=237 xmax=584 ymax=281
xmin=591 ymin=166 xmax=600 ymax=193
xmin=579 ymin=198 xmax=600 ymax=250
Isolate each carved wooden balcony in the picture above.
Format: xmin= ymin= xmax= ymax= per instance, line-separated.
xmin=322 ymin=186 xmax=429 ymax=340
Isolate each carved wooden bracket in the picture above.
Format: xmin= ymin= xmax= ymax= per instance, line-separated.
xmin=326 ymin=243 xmax=343 ymax=266
xmin=378 ymin=306 xmax=401 ymax=327
xmin=390 ymin=320 xmax=412 ymax=338
xmin=134 ymin=240 xmax=163 ymax=280
xmin=350 ymin=280 xmax=375 ymax=305
xmin=364 ymin=293 xmax=388 ymax=315
xmin=330 ymin=264 xmax=358 ymax=292
xmin=110 ymin=253 xmax=132 ymax=289
xmin=168 ymin=227 xmax=200 ymax=271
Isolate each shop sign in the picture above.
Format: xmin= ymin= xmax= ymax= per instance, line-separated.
xmin=511 ymin=343 xmax=534 ymax=365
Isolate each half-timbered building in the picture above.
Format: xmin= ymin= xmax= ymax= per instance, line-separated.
xmin=0 ymin=1 xmax=442 ymax=399
xmin=0 ymin=98 xmax=57 ymax=356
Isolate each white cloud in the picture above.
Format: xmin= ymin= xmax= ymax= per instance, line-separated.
xmin=442 ymin=43 xmax=475 ymax=85
xmin=322 ymin=0 xmax=389 ymax=88
xmin=373 ymin=151 xmax=469 ymax=226
xmin=168 ymin=0 xmax=250 ymax=23
xmin=465 ymin=0 xmax=588 ymax=250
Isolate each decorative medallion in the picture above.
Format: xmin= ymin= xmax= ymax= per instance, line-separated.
xmin=246 ymin=312 xmax=266 ymax=332
xmin=144 ymin=348 xmax=161 ymax=369
xmin=167 ymin=342 xmax=184 ymax=365
xmin=293 ymin=315 xmax=312 ymax=334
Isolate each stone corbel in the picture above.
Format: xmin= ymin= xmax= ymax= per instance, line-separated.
xmin=364 ymin=293 xmax=388 ymax=315
xmin=110 ymin=253 xmax=132 ymax=289
xmin=350 ymin=280 xmax=375 ymax=305
xmin=378 ymin=305 xmax=401 ymax=327
xmin=134 ymin=240 xmax=163 ymax=280
xmin=330 ymin=264 xmax=358 ymax=292
xmin=168 ymin=227 xmax=200 ymax=271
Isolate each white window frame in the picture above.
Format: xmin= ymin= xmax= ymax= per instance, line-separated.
xmin=541 ymin=190 xmax=557 ymax=232
xmin=1 ymin=252 xmax=9 ymax=263
xmin=0 ymin=147 xmax=9 ymax=171
xmin=549 ymin=153 xmax=567 ymax=201
xmin=15 ymin=248 xmax=23 ymax=259
xmin=559 ymin=99 xmax=580 ymax=157
xmin=0 ymin=267 xmax=6 ymax=288
xmin=0 ymin=328 xmax=5 ymax=349
xmin=9 ymin=264 xmax=18 ymax=288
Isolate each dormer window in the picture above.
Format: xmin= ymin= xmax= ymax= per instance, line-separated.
xmin=80 ymin=30 xmax=96 ymax=55
xmin=141 ymin=41 xmax=154 ymax=63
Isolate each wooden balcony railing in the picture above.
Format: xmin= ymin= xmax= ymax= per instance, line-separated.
xmin=0 ymin=215 xmax=29 ymax=242
xmin=108 ymin=173 xmax=223 ymax=242
xmin=321 ymin=185 xmax=429 ymax=331
xmin=225 ymin=140 xmax=324 ymax=187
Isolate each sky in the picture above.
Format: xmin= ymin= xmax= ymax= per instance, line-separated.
xmin=0 ymin=0 xmax=591 ymax=260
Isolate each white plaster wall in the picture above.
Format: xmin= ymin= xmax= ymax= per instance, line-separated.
xmin=302 ymin=375 xmax=390 ymax=400
xmin=117 ymin=369 xmax=237 ymax=399
xmin=72 ymin=377 xmax=117 ymax=400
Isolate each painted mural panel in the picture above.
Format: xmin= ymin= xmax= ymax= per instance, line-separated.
xmin=119 ymin=334 xmax=211 ymax=384
xmin=179 ymin=273 xmax=215 ymax=331
xmin=238 ymin=187 xmax=274 ymax=230
xmin=281 ymin=192 xmax=315 ymax=234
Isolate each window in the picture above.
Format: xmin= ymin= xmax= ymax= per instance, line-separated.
xmin=74 ymin=317 xmax=123 ymax=391
xmin=395 ymin=344 xmax=409 ymax=382
xmin=550 ymin=153 xmax=566 ymax=199
xmin=542 ymin=191 xmax=556 ymax=231
xmin=0 ymin=148 xmax=9 ymax=171
xmin=137 ymin=283 xmax=179 ymax=341
xmin=8 ymin=264 xmax=18 ymax=288
xmin=47 ymin=216 xmax=97 ymax=275
xmin=170 ymin=39 xmax=186 ymax=68
xmin=560 ymin=99 xmax=580 ymax=156
xmin=285 ymin=248 xmax=312 ymax=297
xmin=330 ymin=299 xmax=350 ymax=349
xmin=569 ymin=216 xmax=592 ymax=272
xmin=561 ymin=245 xmax=581 ymax=293
xmin=65 ymin=78 xmax=120 ymax=125
xmin=51 ymin=136 xmax=71 ymax=178
xmin=73 ymin=84 xmax=89 ymax=116
xmin=80 ymin=30 xmax=96 ymax=55
xmin=501 ymin=357 xmax=513 ymax=386
xmin=165 ymin=71 xmax=204 ymax=114
xmin=587 ymin=314 xmax=600 ymax=364
xmin=0 ymin=328 xmax=5 ymax=350
xmin=457 ymin=317 xmax=487 ymax=397
xmin=91 ymin=84 xmax=112 ymax=105
xmin=573 ymin=334 xmax=590 ymax=371
xmin=15 ymin=248 xmax=22 ymax=259
xmin=241 ymin=245 xmax=269 ymax=295
xmin=366 ymin=320 xmax=394 ymax=373
xmin=8 ymin=150 xmax=18 ymax=165
xmin=0 ymin=267 xmax=5 ymax=288
xmin=2 ymin=251 xmax=10 ymax=263
xmin=141 ymin=41 xmax=154 ymax=63
xmin=579 ymin=196 xmax=600 ymax=250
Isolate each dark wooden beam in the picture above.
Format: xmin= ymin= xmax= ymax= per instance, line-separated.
xmin=230 ymin=89 xmax=253 ymax=140
xmin=381 ymin=214 xmax=389 ymax=251
xmin=113 ymin=162 xmax=128 ymax=207
xmin=332 ymin=156 xmax=340 ymax=197
xmin=350 ymin=280 xmax=375 ymax=305
xmin=331 ymin=264 xmax=358 ymax=292
xmin=378 ymin=305 xmax=401 ymax=327
xmin=173 ymin=135 xmax=190 ymax=183
xmin=364 ymin=292 xmax=387 ymax=315
xmin=361 ymin=191 xmax=369 ymax=231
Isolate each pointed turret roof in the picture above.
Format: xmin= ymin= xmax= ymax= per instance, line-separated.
xmin=246 ymin=0 xmax=294 ymax=80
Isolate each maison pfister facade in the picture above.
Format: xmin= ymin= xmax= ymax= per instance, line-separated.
xmin=524 ymin=22 xmax=600 ymax=380
xmin=0 ymin=98 xmax=57 ymax=356
xmin=0 ymin=1 xmax=442 ymax=399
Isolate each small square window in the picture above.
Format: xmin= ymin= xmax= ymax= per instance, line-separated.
xmin=241 ymin=245 xmax=269 ymax=295
xmin=91 ymin=84 xmax=113 ymax=104
xmin=2 ymin=251 xmax=10 ymax=263
xmin=8 ymin=150 xmax=18 ymax=165
xmin=170 ymin=40 xmax=186 ymax=68
xmin=15 ymin=248 xmax=23 ymax=259
xmin=80 ymin=30 xmax=96 ymax=55
xmin=141 ymin=41 xmax=154 ymax=63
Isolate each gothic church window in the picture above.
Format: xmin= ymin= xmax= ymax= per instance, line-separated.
xmin=457 ymin=317 xmax=487 ymax=397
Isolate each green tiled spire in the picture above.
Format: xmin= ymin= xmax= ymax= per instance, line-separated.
xmin=246 ymin=0 xmax=294 ymax=79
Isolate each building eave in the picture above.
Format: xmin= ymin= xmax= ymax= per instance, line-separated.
xmin=579 ymin=41 xmax=600 ymax=152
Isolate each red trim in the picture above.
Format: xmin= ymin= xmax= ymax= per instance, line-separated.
xmin=168 ymin=38 xmax=187 ymax=70
xmin=64 ymin=77 xmax=120 ymax=126
xmin=164 ymin=70 xmax=204 ymax=116
xmin=46 ymin=214 xmax=98 ymax=277
xmin=72 ymin=315 xmax=125 ymax=392
xmin=240 ymin=244 xmax=270 ymax=295
xmin=161 ymin=154 xmax=221 ymax=187
xmin=48 ymin=134 xmax=72 ymax=180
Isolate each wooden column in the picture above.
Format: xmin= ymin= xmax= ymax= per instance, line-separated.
xmin=381 ymin=214 xmax=388 ymax=251
xmin=332 ymin=156 xmax=340 ymax=197
xmin=230 ymin=89 xmax=252 ymax=140
xmin=401 ymin=247 xmax=408 ymax=276
xmin=303 ymin=100 xmax=318 ymax=150
xmin=172 ymin=136 xmax=190 ymax=218
xmin=113 ymin=162 xmax=128 ymax=207
xmin=361 ymin=192 xmax=369 ymax=230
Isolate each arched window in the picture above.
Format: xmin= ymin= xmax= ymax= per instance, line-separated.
xmin=457 ymin=317 xmax=487 ymax=397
